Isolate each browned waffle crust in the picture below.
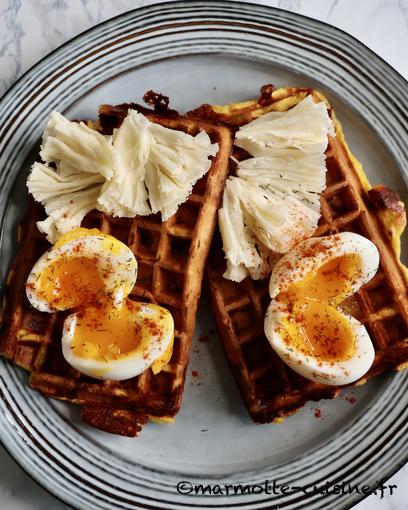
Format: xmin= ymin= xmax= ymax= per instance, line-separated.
xmin=0 ymin=108 xmax=233 ymax=436
xmin=205 ymin=88 xmax=408 ymax=423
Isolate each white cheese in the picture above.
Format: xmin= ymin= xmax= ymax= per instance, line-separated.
xmin=219 ymin=95 xmax=334 ymax=281
xmin=41 ymin=112 xmax=114 ymax=179
xmin=27 ymin=109 xmax=219 ymax=241
xmin=27 ymin=161 xmax=104 ymax=243
xmin=147 ymin=124 xmax=218 ymax=220
xmin=219 ymin=178 xmax=270 ymax=282
xmin=36 ymin=186 xmax=102 ymax=243
xmin=94 ymin=109 xmax=218 ymax=221
xmin=97 ymin=111 xmax=152 ymax=217
xmin=235 ymin=95 xmax=334 ymax=156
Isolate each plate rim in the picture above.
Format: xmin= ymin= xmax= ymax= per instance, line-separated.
xmin=2 ymin=0 xmax=408 ymax=107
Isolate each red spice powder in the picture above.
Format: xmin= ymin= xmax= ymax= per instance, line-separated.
xmin=314 ymin=407 xmax=322 ymax=418
xmin=191 ymin=370 xmax=199 ymax=378
xmin=345 ymin=396 xmax=357 ymax=404
xmin=142 ymin=317 xmax=162 ymax=338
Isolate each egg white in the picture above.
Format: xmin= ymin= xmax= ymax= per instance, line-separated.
xmin=26 ymin=234 xmax=137 ymax=312
xmin=265 ymin=232 xmax=379 ymax=386
xmin=61 ymin=302 xmax=174 ymax=381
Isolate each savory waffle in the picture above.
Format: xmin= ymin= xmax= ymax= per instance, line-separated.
xmin=203 ymin=87 xmax=408 ymax=423
xmin=0 ymin=107 xmax=233 ymax=436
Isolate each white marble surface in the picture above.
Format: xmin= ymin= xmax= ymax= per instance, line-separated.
xmin=0 ymin=0 xmax=407 ymax=509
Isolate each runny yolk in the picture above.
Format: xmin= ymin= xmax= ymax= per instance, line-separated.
xmin=278 ymin=254 xmax=362 ymax=362
xmin=282 ymin=254 xmax=362 ymax=306
xmin=37 ymin=256 xmax=107 ymax=310
xmin=280 ymin=300 xmax=356 ymax=361
xmin=32 ymin=230 xmax=174 ymax=373
xmin=70 ymin=300 xmax=171 ymax=363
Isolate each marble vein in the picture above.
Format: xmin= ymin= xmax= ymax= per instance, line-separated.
xmin=0 ymin=0 xmax=24 ymax=96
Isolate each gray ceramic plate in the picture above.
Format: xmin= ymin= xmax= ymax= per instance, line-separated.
xmin=0 ymin=2 xmax=407 ymax=509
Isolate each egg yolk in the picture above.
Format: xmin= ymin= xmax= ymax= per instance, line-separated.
xmin=70 ymin=301 xmax=172 ymax=363
xmin=36 ymin=256 xmax=107 ymax=310
xmin=278 ymin=254 xmax=362 ymax=362
xmin=282 ymin=254 xmax=362 ymax=306
xmin=31 ymin=228 xmax=174 ymax=375
xmin=280 ymin=300 xmax=356 ymax=361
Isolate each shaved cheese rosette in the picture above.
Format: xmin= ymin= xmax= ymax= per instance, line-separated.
xmin=219 ymin=178 xmax=271 ymax=282
xmin=219 ymin=95 xmax=334 ymax=282
xmin=146 ymin=127 xmax=217 ymax=220
xmin=99 ymin=111 xmax=218 ymax=221
xmin=235 ymin=95 xmax=333 ymax=155
xmin=41 ymin=112 xmax=115 ymax=179
xmin=27 ymin=110 xmax=218 ymax=243
xmin=97 ymin=111 xmax=151 ymax=218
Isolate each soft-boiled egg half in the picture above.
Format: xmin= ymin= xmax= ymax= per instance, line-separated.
xmin=26 ymin=228 xmax=138 ymax=312
xmin=265 ymin=232 xmax=379 ymax=385
xmin=26 ymin=228 xmax=174 ymax=380
xmin=62 ymin=300 xmax=174 ymax=380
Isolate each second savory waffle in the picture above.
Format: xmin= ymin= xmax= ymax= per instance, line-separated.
xmin=0 ymin=107 xmax=233 ymax=436
xmin=204 ymin=87 xmax=408 ymax=423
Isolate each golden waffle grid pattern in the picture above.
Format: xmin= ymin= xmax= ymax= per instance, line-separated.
xmin=208 ymin=97 xmax=408 ymax=423
xmin=0 ymin=115 xmax=233 ymax=435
